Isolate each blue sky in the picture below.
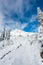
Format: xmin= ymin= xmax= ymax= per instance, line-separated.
xmin=0 ymin=0 xmax=43 ymax=32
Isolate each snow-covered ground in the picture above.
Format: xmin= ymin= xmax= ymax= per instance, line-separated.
xmin=0 ymin=29 xmax=43 ymax=65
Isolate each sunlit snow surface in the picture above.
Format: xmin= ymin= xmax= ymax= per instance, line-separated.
xmin=0 ymin=30 xmax=43 ymax=65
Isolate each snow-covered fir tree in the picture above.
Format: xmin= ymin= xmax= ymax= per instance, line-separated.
xmin=37 ymin=7 xmax=43 ymax=59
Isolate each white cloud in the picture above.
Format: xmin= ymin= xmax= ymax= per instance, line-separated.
xmin=5 ymin=20 xmax=28 ymax=30
xmin=0 ymin=0 xmax=37 ymax=17
xmin=29 ymin=15 xmax=37 ymax=22
xmin=0 ymin=0 xmax=29 ymax=31
xmin=0 ymin=12 xmax=5 ymax=32
xmin=0 ymin=0 xmax=23 ymax=17
xmin=0 ymin=0 xmax=38 ymax=32
xmin=27 ymin=14 xmax=38 ymax=32
xmin=21 ymin=23 xmax=28 ymax=30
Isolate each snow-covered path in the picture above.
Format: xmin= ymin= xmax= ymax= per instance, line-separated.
xmin=0 ymin=38 xmax=43 ymax=65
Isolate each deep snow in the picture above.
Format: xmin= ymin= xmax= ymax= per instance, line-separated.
xmin=0 ymin=29 xmax=43 ymax=65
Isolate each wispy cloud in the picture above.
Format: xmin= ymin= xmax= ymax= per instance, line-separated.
xmin=0 ymin=12 xmax=5 ymax=32
xmin=29 ymin=15 xmax=37 ymax=23
xmin=4 ymin=20 xmax=28 ymax=30
xmin=0 ymin=0 xmax=37 ymax=17
xmin=0 ymin=0 xmax=38 ymax=32
xmin=28 ymin=14 xmax=38 ymax=32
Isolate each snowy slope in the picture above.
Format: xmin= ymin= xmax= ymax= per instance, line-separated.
xmin=10 ymin=29 xmax=35 ymax=36
xmin=0 ymin=29 xmax=43 ymax=65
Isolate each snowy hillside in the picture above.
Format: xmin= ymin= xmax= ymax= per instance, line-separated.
xmin=0 ymin=29 xmax=43 ymax=65
xmin=10 ymin=29 xmax=35 ymax=36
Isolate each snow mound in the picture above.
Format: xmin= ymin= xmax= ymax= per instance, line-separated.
xmin=10 ymin=29 xmax=35 ymax=37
